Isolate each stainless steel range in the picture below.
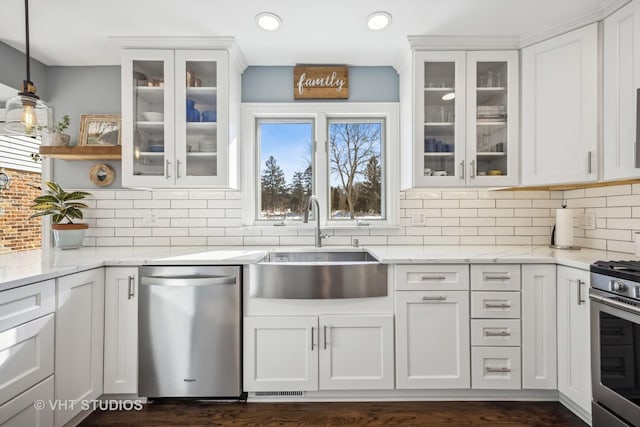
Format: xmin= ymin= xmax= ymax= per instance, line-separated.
xmin=590 ymin=261 xmax=640 ymax=426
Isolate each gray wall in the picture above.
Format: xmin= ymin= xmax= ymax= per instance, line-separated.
xmin=47 ymin=66 xmax=122 ymax=189
xmin=242 ymin=66 xmax=399 ymax=102
xmin=0 ymin=41 xmax=49 ymax=100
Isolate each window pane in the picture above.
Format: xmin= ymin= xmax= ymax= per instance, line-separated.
xmin=258 ymin=120 xmax=313 ymax=221
xmin=328 ymin=119 xmax=384 ymax=220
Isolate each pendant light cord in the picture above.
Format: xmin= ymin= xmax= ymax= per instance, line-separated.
xmin=24 ymin=0 xmax=30 ymax=84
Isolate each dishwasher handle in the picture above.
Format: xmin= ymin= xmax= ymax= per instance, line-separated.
xmin=141 ymin=276 xmax=237 ymax=287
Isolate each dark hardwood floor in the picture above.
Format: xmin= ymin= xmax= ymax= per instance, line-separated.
xmin=80 ymin=401 xmax=587 ymax=426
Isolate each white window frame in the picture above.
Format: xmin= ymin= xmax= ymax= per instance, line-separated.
xmin=242 ymin=102 xmax=399 ymax=227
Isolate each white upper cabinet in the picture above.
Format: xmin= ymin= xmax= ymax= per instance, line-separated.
xmin=521 ymin=24 xmax=599 ymax=185
xmin=409 ymin=50 xmax=518 ymax=187
xmin=603 ymin=1 xmax=640 ymax=180
xmin=121 ymin=43 xmax=242 ymax=189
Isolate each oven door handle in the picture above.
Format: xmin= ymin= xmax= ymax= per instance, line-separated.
xmin=590 ymin=293 xmax=640 ymax=316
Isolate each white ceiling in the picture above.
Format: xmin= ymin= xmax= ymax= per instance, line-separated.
xmin=0 ymin=0 xmax=618 ymax=67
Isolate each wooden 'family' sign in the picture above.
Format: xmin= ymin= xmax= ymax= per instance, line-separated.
xmin=293 ymin=66 xmax=349 ymax=100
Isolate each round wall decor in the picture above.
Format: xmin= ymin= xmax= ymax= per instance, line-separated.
xmin=89 ymin=163 xmax=115 ymax=187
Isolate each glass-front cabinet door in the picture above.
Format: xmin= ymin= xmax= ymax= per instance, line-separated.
xmin=175 ymin=50 xmax=228 ymax=186
xmin=122 ymin=49 xmax=229 ymax=187
xmin=413 ymin=50 xmax=518 ymax=187
xmin=122 ymin=49 xmax=175 ymax=187
xmin=415 ymin=51 xmax=466 ymax=186
xmin=466 ymin=51 xmax=518 ymax=186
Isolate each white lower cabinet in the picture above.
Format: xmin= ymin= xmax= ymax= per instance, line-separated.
xmin=0 ymin=376 xmax=54 ymax=427
xmin=557 ymin=265 xmax=591 ymax=420
xmin=103 ymin=267 xmax=138 ymax=394
xmin=395 ymin=291 xmax=470 ymax=389
xmin=521 ymin=265 xmax=557 ymax=390
xmin=244 ymin=315 xmax=394 ymax=392
xmin=55 ymin=269 xmax=105 ymax=427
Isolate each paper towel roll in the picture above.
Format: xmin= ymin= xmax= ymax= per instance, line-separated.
xmin=555 ymin=208 xmax=574 ymax=247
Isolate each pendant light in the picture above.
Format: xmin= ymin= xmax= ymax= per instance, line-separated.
xmin=4 ymin=0 xmax=51 ymax=136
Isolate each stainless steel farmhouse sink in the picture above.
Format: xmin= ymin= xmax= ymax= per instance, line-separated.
xmin=250 ymin=250 xmax=387 ymax=299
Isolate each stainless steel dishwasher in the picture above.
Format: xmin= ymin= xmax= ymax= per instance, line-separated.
xmin=138 ymin=266 xmax=242 ymax=398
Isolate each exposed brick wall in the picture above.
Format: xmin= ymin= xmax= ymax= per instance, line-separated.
xmin=0 ymin=169 xmax=41 ymax=253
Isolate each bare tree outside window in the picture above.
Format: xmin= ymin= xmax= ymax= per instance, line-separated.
xmin=329 ymin=121 xmax=383 ymax=220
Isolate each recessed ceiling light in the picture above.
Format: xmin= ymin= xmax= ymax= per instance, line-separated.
xmin=256 ymin=12 xmax=282 ymax=31
xmin=442 ymin=92 xmax=456 ymax=101
xmin=367 ymin=11 xmax=392 ymax=31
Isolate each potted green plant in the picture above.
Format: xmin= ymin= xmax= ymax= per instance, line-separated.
xmin=43 ymin=115 xmax=71 ymax=146
xmin=31 ymin=181 xmax=91 ymax=249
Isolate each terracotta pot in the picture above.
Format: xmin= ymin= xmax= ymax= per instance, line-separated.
xmin=52 ymin=223 xmax=88 ymax=249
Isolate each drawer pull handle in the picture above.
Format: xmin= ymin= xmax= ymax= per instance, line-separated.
xmin=485 ymin=303 xmax=511 ymax=309
xmin=485 ymin=331 xmax=511 ymax=337
xmin=311 ymin=327 xmax=315 ymax=351
xmin=485 ymin=275 xmax=510 ymax=280
xmin=486 ymin=367 xmax=511 ymax=373
xmin=422 ymin=296 xmax=447 ymax=301
xmin=127 ymin=275 xmax=135 ymax=299
xmin=421 ymin=275 xmax=446 ymax=281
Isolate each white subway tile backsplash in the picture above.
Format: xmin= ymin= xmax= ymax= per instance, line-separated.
xmin=607 ymin=195 xmax=640 ymax=207
xmin=97 ymin=200 xmax=134 ymax=209
xmin=115 ymin=228 xmax=152 ymax=237
xmin=496 ymin=199 xmax=532 ymax=209
xmin=153 ymin=228 xmax=189 ymax=237
xmin=423 ymin=200 xmax=460 ymax=208
xmin=478 ymin=208 xmax=513 ymax=217
xmin=172 ymin=218 xmax=207 ymax=227
xmin=585 ymin=185 xmax=631 ymax=197
xmin=442 ymin=227 xmax=477 ymax=236
xmin=400 ymin=199 xmax=423 ymax=209
xmin=134 ymin=200 xmax=171 ymax=209
xmin=172 ymin=237 xmax=207 ymax=246
xmin=207 ymin=236 xmax=243 ymax=246
xmin=607 ymin=240 xmax=636 ymax=253
xmin=478 ymin=227 xmax=513 ymax=236
xmin=426 ymin=217 xmax=460 ymax=226
xmin=442 ymin=208 xmax=477 ymax=218
xmin=116 ymin=191 xmax=152 ymax=200
xmin=442 ymin=191 xmax=478 ymax=200
xmin=460 ymin=218 xmax=495 ymax=227
xmin=134 ymin=237 xmax=170 ymax=246
xmin=243 ymin=236 xmax=280 ymax=246
xmin=460 ymin=236 xmax=496 ymax=245
xmin=172 ymin=200 xmax=207 ymax=209
xmin=153 ymin=191 xmax=189 ymax=200
xmin=496 ymin=236 xmax=532 ymax=245
xmin=459 ymin=199 xmax=495 ymax=209
xmin=424 ymin=236 xmax=460 ymax=245
xmin=78 ymin=184 xmax=638 ymax=254
xmin=496 ymin=217 xmax=532 ymax=227
xmin=405 ymin=227 xmax=442 ymax=236
xmin=388 ymin=236 xmax=423 ymax=245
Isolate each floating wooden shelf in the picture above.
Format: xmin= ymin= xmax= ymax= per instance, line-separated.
xmin=39 ymin=145 xmax=122 ymax=160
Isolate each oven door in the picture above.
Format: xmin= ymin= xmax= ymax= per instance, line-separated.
xmin=590 ymin=288 xmax=640 ymax=426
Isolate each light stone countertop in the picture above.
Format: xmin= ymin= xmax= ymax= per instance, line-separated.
xmin=0 ymin=245 xmax=635 ymax=292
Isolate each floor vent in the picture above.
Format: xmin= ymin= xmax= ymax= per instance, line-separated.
xmin=255 ymin=391 xmax=304 ymax=397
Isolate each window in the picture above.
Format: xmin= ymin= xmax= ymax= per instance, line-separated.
xmin=243 ymin=103 xmax=398 ymax=226
xmin=257 ymin=120 xmax=313 ymax=220
xmin=328 ymin=119 xmax=384 ymax=220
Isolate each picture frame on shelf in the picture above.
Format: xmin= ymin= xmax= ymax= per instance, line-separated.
xmin=79 ymin=114 xmax=122 ymax=146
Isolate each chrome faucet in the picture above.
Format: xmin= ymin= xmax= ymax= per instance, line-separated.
xmin=303 ymin=195 xmax=329 ymax=247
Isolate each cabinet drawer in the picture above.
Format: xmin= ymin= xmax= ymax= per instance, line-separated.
xmin=471 ymin=265 xmax=521 ymax=291
xmin=0 ymin=375 xmax=54 ymax=427
xmin=0 ymin=280 xmax=55 ymax=332
xmin=472 ymin=347 xmax=521 ymax=389
xmin=471 ymin=292 xmax=521 ymax=318
xmin=471 ymin=319 xmax=521 ymax=346
xmin=395 ymin=265 xmax=469 ymax=291
xmin=0 ymin=314 xmax=54 ymax=406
